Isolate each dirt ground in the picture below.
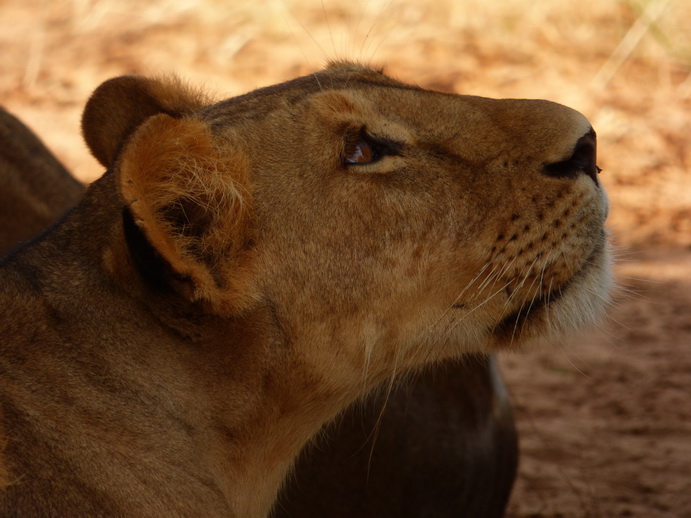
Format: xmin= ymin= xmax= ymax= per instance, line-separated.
xmin=1 ymin=1 xmax=689 ymax=516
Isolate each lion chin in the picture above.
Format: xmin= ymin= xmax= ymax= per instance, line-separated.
xmin=0 ymin=62 xmax=610 ymax=518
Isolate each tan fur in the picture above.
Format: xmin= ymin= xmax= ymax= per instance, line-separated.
xmin=118 ymin=114 xmax=258 ymax=314
xmin=0 ymin=108 xmax=82 ymax=492
xmin=0 ymin=63 xmax=611 ymax=517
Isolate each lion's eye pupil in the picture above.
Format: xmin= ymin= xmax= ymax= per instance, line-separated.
xmin=345 ymin=140 xmax=375 ymax=164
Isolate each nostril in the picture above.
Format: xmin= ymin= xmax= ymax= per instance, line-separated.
xmin=542 ymin=128 xmax=600 ymax=186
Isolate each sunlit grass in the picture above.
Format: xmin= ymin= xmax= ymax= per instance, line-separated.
xmin=9 ymin=0 xmax=690 ymax=87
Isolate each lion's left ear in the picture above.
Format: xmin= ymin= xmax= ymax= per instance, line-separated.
xmin=82 ymin=75 xmax=210 ymax=169
xmin=117 ymin=112 xmax=259 ymax=315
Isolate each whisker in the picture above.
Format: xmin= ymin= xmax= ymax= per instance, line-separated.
xmin=279 ymin=0 xmax=329 ymax=66
xmin=425 ymin=258 xmax=497 ymax=338
xmin=558 ymin=341 xmax=591 ymax=378
xmin=544 ymin=276 xmax=556 ymax=333
xmin=503 ymin=253 xmax=541 ymax=309
xmin=358 ymin=0 xmax=394 ymax=65
xmin=365 ymin=345 xmax=405 ymax=479
xmin=279 ymin=5 xmax=315 ymax=72
xmin=361 ymin=338 xmax=374 ymax=394
xmin=451 ymin=258 xmax=496 ymax=304
xmin=506 ymin=252 xmax=549 ymax=346
xmin=320 ymin=0 xmax=338 ymax=59
xmin=428 ymin=280 xmax=512 ymax=357
xmin=516 ymin=257 xmax=551 ymax=337
xmin=476 ymin=254 xmax=515 ymax=294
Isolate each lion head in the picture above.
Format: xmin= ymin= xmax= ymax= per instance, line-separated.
xmin=83 ymin=62 xmax=610 ymax=385
xmin=0 ymin=62 xmax=611 ymax=517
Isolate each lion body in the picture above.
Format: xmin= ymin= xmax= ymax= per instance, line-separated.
xmin=0 ymin=63 xmax=611 ymax=517
xmin=0 ymin=108 xmax=82 ymax=253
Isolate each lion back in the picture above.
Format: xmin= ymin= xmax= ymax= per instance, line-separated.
xmin=0 ymin=107 xmax=83 ymax=253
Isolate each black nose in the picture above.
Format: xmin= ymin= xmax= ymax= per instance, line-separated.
xmin=542 ymin=128 xmax=600 ymax=186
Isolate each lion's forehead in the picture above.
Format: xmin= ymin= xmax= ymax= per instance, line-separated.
xmin=200 ymin=63 xmax=588 ymax=167
xmin=202 ymin=64 xmax=422 ymax=128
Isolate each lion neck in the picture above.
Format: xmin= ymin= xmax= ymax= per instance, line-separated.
xmin=1 ymin=175 xmax=361 ymax=517
xmin=163 ymin=307 xmax=348 ymax=518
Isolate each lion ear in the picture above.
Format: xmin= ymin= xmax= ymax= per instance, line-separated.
xmin=116 ymin=112 xmax=259 ymax=315
xmin=82 ymin=75 xmax=210 ymax=168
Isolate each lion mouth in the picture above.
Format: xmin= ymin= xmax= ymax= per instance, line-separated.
xmin=489 ymin=231 xmax=606 ymax=341
xmin=490 ymin=290 xmax=558 ymax=340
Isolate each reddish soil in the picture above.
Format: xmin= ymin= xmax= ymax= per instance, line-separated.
xmin=2 ymin=1 xmax=689 ymax=516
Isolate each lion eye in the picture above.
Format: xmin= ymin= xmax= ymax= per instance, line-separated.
xmin=343 ymin=128 xmax=401 ymax=167
xmin=345 ymin=139 xmax=375 ymax=164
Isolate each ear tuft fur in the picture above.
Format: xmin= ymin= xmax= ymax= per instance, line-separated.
xmin=118 ymin=113 xmax=258 ymax=315
xmin=82 ymin=76 xmax=211 ymax=168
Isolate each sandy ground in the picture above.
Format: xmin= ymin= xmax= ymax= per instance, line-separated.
xmin=1 ymin=1 xmax=690 ymax=516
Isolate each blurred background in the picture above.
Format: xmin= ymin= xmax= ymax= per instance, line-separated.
xmin=1 ymin=1 xmax=689 ymax=516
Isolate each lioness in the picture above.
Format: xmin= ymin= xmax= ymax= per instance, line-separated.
xmin=0 ymin=63 xmax=611 ymax=517
xmin=0 ymin=107 xmax=517 ymax=517
xmin=0 ymin=107 xmax=83 ymax=253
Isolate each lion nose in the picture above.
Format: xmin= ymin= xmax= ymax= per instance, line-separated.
xmin=542 ymin=128 xmax=600 ymax=186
